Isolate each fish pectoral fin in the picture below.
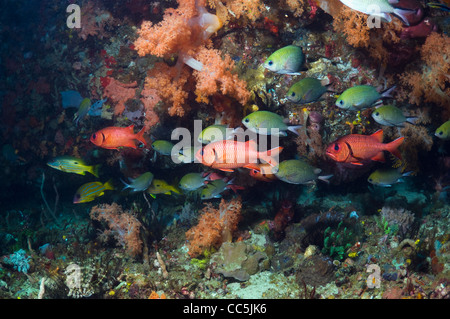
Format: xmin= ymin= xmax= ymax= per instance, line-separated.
xmin=351 ymin=162 xmax=364 ymax=166
xmin=371 ymin=152 xmax=385 ymax=162
xmin=164 ymin=191 xmax=171 ymax=195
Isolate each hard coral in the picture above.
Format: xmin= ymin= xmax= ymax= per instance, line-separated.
xmin=185 ymin=197 xmax=242 ymax=258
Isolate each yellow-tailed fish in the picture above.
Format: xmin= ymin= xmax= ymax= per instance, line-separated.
xmin=286 ymin=77 xmax=328 ymax=104
xmin=73 ymin=179 xmax=115 ymax=203
xmin=47 ymin=156 xmax=100 ymax=178
xmin=198 ymin=124 xmax=228 ymax=144
xmin=368 ymin=168 xmax=412 ymax=187
xmin=152 ymin=140 xmax=174 ymax=155
xmin=371 ymin=105 xmax=417 ymax=127
xmin=272 ymin=159 xmax=332 ymax=184
xmin=336 ymin=85 xmax=395 ymax=111
xmin=74 ymin=98 xmax=91 ymax=126
xmin=435 ymin=120 xmax=450 ymax=140
xmin=179 ymin=172 xmax=209 ymax=191
xmin=121 ymin=171 xmax=154 ymax=192
xmin=262 ymin=45 xmax=305 ymax=75
xmin=340 ymin=0 xmax=415 ymax=25
xmin=242 ymin=110 xmax=302 ymax=136
xmin=146 ymin=179 xmax=182 ymax=198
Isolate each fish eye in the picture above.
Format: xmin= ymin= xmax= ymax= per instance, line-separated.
xmin=368 ymin=178 xmax=373 ymax=182
xmin=200 ymin=149 xmax=204 ymax=156
xmin=375 ymin=112 xmax=379 ymax=116
xmin=252 ymin=169 xmax=258 ymax=174
xmin=92 ymin=133 xmax=96 ymax=140
xmin=268 ymin=60 xmax=273 ymax=66
xmin=438 ymin=131 xmax=443 ymax=135
xmin=339 ymin=100 xmax=344 ymax=105
xmin=334 ymin=143 xmax=340 ymax=151
xmin=244 ymin=118 xmax=250 ymax=123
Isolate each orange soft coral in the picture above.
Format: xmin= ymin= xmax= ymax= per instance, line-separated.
xmin=134 ymin=0 xmax=211 ymax=58
xmin=144 ymin=62 xmax=191 ymax=117
xmin=193 ymin=47 xmax=250 ymax=105
xmin=103 ymin=77 xmax=138 ymax=115
xmin=185 ymin=197 xmax=242 ymax=258
xmin=400 ymin=32 xmax=450 ymax=108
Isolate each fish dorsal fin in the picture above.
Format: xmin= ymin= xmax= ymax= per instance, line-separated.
xmin=127 ymin=124 xmax=135 ymax=132
xmin=371 ymin=129 xmax=383 ymax=143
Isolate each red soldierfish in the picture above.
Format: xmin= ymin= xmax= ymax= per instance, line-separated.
xmin=326 ymin=129 xmax=404 ymax=166
xmin=195 ymin=139 xmax=283 ymax=172
xmin=90 ymin=125 xmax=147 ymax=150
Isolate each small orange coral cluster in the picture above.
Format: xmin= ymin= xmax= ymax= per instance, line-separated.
xmin=400 ymin=32 xmax=450 ymax=108
xmin=102 ymin=77 xmax=137 ymax=116
xmin=185 ymin=197 xmax=242 ymax=258
xmin=90 ymin=203 xmax=143 ymax=257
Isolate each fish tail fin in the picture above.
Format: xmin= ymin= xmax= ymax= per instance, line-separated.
xmin=91 ymin=164 xmax=101 ymax=178
xmin=104 ymin=179 xmax=116 ymax=191
xmin=380 ymin=85 xmax=397 ymax=98
xmin=393 ymin=8 xmax=416 ymax=26
xmin=386 ymin=136 xmax=405 ymax=160
xmin=170 ymin=185 xmax=182 ymax=195
xmin=318 ymin=174 xmax=333 ymax=184
xmin=406 ymin=117 xmax=418 ymax=125
xmin=287 ymin=125 xmax=302 ymax=136
xmin=135 ymin=127 xmax=147 ymax=146
xmin=259 ymin=146 xmax=283 ymax=167
xmin=120 ymin=178 xmax=130 ymax=191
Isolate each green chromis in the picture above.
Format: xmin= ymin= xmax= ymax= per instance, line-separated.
xmin=47 ymin=156 xmax=100 ymax=177
xmin=242 ymin=110 xmax=302 ymax=136
xmin=179 ymin=172 xmax=209 ymax=191
xmin=74 ymin=98 xmax=91 ymax=126
xmin=152 ymin=140 xmax=174 ymax=155
xmin=73 ymin=179 xmax=115 ymax=204
xmin=435 ymin=120 xmax=450 ymax=140
xmin=286 ymin=77 xmax=328 ymax=104
xmin=272 ymin=159 xmax=332 ymax=184
xmin=121 ymin=171 xmax=154 ymax=192
xmin=336 ymin=85 xmax=395 ymax=111
xmin=200 ymin=179 xmax=229 ymax=200
xmin=198 ymin=124 xmax=228 ymax=144
xmin=262 ymin=45 xmax=305 ymax=75
xmin=368 ymin=168 xmax=412 ymax=187
xmin=371 ymin=105 xmax=418 ymax=127
xmin=176 ymin=146 xmax=196 ymax=163
xmin=146 ymin=179 xmax=182 ymax=198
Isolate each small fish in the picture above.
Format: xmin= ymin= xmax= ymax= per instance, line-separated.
xmin=339 ymin=0 xmax=416 ymax=25
xmin=176 ymin=146 xmax=196 ymax=163
xmin=371 ymin=105 xmax=417 ymax=127
xmin=179 ymin=172 xmax=210 ymax=191
xmin=74 ymin=98 xmax=91 ymax=126
xmin=195 ymin=139 xmax=283 ymax=172
xmin=73 ymin=179 xmax=115 ymax=203
xmin=427 ymin=2 xmax=450 ymax=12
xmin=245 ymin=163 xmax=277 ymax=182
xmin=368 ymin=168 xmax=412 ymax=187
xmin=88 ymin=98 xmax=107 ymax=116
xmin=435 ymin=120 xmax=450 ymax=140
xmin=242 ymin=111 xmax=302 ymax=136
xmin=90 ymin=125 xmax=147 ymax=150
xmin=200 ymin=178 xmax=244 ymax=200
xmin=146 ymin=179 xmax=182 ymax=198
xmin=286 ymin=77 xmax=328 ymax=104
xmin=326 ymin=129 xmax=404 ymax=166
xmin=47 ymin=156 xmax=100 ymax=177
xmin=336 ymin=85 xmax=395 ymax=111
xmin=272 ymin=159 xmax=332 ymax=184
xmin=198 ymin=124 xmax=229 ymax=144
xmin=121 ymin=171 xmax=154 ymax=192
xmin=262 ymin=45 xmax=305 ymax=75
xmin=152 ymin=140 xmax=174 ymax=155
